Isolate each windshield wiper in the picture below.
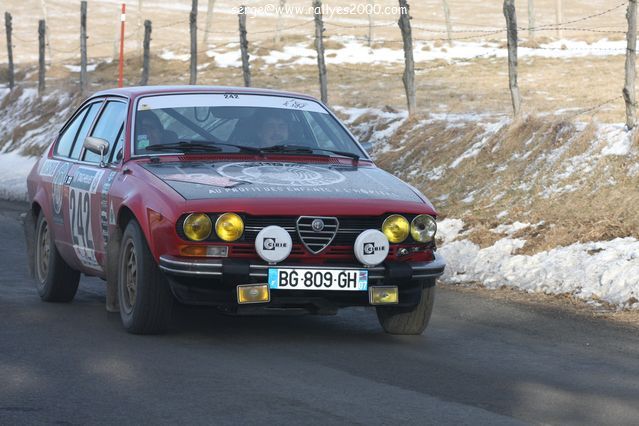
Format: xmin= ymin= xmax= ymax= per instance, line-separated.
xmin=260 ymin=144 xmax=360 ymax=161
xmin=146 ymin=141 xmax=222 ymax=153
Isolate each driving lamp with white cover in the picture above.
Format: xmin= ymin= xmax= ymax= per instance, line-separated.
xmin=410 ymin=215 xmax=437 ymax=243
xmin=354 ymin=229 xmax=389 ymax=267
xmin=215 ymin=213 xmax=244 ymax=242
xmin=382 ymin=214 xmax=410 ymax=243
xmin=182 ymin=213 xmax=212 ymax=242
xmin=255 ymin=225 xmax=292 ymax=264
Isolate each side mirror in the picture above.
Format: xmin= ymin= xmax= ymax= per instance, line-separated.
xmin=83 ymin=136 xmax=110 ymax=167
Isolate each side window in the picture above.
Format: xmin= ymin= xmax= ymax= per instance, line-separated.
xmin=109 ymin=126 xmax=125 ymax=163
xmin=69 ymin=102 xmax=102 ymax=160
xmin=84 ymin=101 xmax=127 ymax=163
xmin=55 ymin=107 xmax=89 ymax=157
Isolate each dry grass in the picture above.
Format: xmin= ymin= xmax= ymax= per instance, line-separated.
xmin=374 ymin=112 xmax=639 ymax=254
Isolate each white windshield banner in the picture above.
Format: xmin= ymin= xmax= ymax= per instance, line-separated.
xmin=137 ymin=93 xmax=328 ymax=114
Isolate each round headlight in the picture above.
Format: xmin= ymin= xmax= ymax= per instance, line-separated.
xmin=215 ymin=213 xmax=244 ymax=242
xmin=411 ymin=215 xmax=437 ymax=242
xmin=183 ymin=213 xmax=212 ymax=242
xmin=382 ymin=214 xmax=410 ymax=243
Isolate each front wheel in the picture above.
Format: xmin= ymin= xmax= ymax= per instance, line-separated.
xmin=376 ymin=283 xmax=436 ymax=335
xmin=118 ymin=220 xmax=173 ymax=334
xmin=34 ymin=212 xmax=80 ymax=302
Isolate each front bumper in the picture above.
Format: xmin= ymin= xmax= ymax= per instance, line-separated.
xmin=158 ymin=254 xmax=445 ymax=310
xmin=158 ymin=254 xmax=446 ymax=281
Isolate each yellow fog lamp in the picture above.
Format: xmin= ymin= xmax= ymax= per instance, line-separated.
xmin=182 ymin=213 xmax=212 ymax=242
xmin=369 ymin=286 xmax=399 ymax=305
xmin=237 ymin=284 xmax=270 ymax=304
xmin=215 ymin=213 xmax=244 ymax=242
xmin=410 ymin=215 xmax=437 ymax=243
xmin=382 ymin=214 xmax=409 ymax=243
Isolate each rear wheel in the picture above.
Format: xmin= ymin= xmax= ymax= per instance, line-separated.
xmin=376 ymin=282 xmax=436 ymax=335
xmin=35 ymin=212 xmax=80 ymax=302
xmin=118 ymin=219 xmax=173 ymax=334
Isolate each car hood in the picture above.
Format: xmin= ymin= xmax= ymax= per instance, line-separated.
xmin=141 ymin=160 xmax=429 ymax=206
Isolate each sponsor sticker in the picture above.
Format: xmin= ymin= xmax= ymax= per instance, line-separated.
xmin=39 ymin=159 xmax=60 ymax=177
xmin=67 ymin=167 xmax=105 ymax=271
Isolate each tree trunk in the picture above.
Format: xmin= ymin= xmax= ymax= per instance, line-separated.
xmin=202 ymin=0 xmax=216 ymax=46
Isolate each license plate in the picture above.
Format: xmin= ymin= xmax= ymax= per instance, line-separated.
xmin=268 ymin=268 xmax=368 ymax=291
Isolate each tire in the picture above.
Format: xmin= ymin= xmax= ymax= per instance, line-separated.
xmin=376 ymin=283 xmax=436 ymax=335
xmin=118 ymin=219 xmax=173 ymax=334
xmin=34 ymin=212 xmax=80 ymax=302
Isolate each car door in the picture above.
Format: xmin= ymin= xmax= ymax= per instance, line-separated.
xmin=66 ymin=99 xmax=127 ymax=274
xmin=48 ymin=99 xmax=103 ymax=270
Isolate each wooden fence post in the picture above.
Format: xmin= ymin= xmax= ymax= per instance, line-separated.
xmin=137 ymin=0 xmax=143 ymax=58
xmin=189 ymin=0 xmax=197 ymax=85
xmin=38 ymin=19 xmax=45 ymax=96
xmin=80 ymin=1 xmax=88 ymax=94
xmin=555 ymin=0 xmax=563 ymax=39
xmin=528 ymin=0 xmax=535 ymax=42
xmin=118 ymin=3 xmax=125 ymax=88
xmin=503 ymin=0 xmax=521 ymax=117
xmin=442 ymin=0 xmax=453 ymax=47
xmin=40 ymin=0 xmax=52 ymax=62
xmin=4 ymin=12 xmax=14 ymax=90
xmin=202 ymin=0 xmax=216 ymax=46
xmin=624 ymin=0 xmax=637 ymax=130
xmin=238 ymin=6 xmax=251 ymax=87
xmin=398 ymin=0 xmax=416 ymax=115
xmin=275 ymin=0 xmax=285 ymax=44
xmin=367 ymin=0 xmax=374 ymax=47
xmin=140 ymin=19 xmax=151 ymax=85
xmin=313 ymin=0 xmax=327 ymax=104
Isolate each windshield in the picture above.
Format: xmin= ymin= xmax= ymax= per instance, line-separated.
xmin=133 ymin=93 xmax=365 ymax=157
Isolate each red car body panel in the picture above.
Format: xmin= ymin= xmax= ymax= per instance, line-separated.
xmin=26 ymin=86 xmax=439 ymax=282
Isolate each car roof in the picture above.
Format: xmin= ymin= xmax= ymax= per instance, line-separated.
xmin=91 ymin=85 xmax=320 ymax=102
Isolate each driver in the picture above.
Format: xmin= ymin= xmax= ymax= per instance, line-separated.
xmin=255 ymin=111 xmax=289 ymax=148
xmin=136 ymin=110 xmax=164 ymax=150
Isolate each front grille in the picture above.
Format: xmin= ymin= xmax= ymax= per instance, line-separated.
xmin=296 ymin=216 xmax=339 ymax=254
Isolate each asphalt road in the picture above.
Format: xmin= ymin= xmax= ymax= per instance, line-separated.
xmin=2 ymin=201 xmax=639 ymax=425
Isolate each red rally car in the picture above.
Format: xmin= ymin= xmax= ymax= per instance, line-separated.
xmin=24 ymin=86 xmax=445 ymax=335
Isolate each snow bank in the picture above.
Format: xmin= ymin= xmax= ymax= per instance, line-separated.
xmin=0 ymin=152 xmax=36 ymax=201
xmin=166 ymin=37 xmax=629 ymax=71
xmin=439 ymin=219 xmax=639 ymax=309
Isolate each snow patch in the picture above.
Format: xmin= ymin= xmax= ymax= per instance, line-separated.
xmin=0 ymin=152 xmax=36 ymax=201
xmin=440 ymin=219 xmax=639 ymax=309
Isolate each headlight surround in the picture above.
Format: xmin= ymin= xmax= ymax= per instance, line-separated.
xmin=182 ymin=213 xmax=213 ymax=242
xmin=382 ymin=214 xmax=410 ymax=243
xmin=215 ymin=213 xmax=244 ymax=242
xmin=411 ymin=214 xmax=437 ymax=243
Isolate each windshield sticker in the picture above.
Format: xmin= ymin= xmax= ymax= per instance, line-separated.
xmin=163 ymin=173 xmax=241 ymax=188
xmin=137 ymin=134 xmax=150 ymax=150
xmin=136 ymin=94 xmax=328 ymax=114
xmin=217 ymin=162 xmax=345 ymax=187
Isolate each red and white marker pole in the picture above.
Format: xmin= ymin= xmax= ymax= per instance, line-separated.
xmin=118 ymin=3 xmax=126 ymax=88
